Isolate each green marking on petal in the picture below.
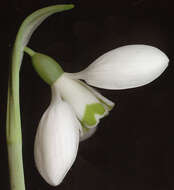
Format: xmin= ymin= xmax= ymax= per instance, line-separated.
xmin=82 ymin=103 xmax=106 ymax=127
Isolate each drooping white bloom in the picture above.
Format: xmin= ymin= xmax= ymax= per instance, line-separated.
xmin=34 ymin=86 xmax=81 ymax=186
xmin=34 ymin=74 xmax=115 ymax=186
xmin=33 ymin=44 xmax=169 ymax=187
xmin=71 ymin=45 xmax=169 ymax=89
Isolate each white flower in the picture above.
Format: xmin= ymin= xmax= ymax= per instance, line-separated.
xmin=34 ymin=44 xmax=169 ymax=186
xmin=34 ymin=76 xmax=114 ymax=186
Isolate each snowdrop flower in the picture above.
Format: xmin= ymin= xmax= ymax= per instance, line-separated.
xmin=25 ymin=44 xmax=169 ymax=186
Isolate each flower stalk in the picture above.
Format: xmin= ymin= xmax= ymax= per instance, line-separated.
xmin=24 ymin=46 xmax=36 ymax=56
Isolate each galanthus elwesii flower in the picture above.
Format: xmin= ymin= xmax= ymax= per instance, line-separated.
xmin=26 ymin=44 xmax=169 ymax=186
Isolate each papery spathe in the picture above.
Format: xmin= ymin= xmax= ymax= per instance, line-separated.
xmin=34 ymin=88 xmax=81 ymax=186
xmin=72 ymin=45 xmax=169 ymax=89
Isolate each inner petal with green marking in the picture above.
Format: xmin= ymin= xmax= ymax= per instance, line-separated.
xmin=54 ymin=74 xmax=115 ymax=130
xmin=82 ymin=103 xmax=107 ymax=128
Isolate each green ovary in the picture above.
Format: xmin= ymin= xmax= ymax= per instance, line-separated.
xmin=82 ymin=103 xmax=106 ymax=127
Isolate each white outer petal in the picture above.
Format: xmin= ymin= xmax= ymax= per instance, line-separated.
xmin=71 ymin=45 xmax=169 ymax=89
xmin=34 ymin=93 xmax=81 ymax=186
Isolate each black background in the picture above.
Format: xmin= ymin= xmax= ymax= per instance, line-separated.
xmin=1 ymin=0 xmax=174 ymax=189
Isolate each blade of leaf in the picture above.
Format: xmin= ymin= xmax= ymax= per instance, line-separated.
xmin=6 ymin=4 xmax=74 ymax=190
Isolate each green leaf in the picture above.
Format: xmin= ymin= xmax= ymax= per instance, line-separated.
xmin=6 ymin=4 xmax=74 ymax=190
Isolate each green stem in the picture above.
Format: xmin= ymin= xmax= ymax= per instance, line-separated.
xmin=24 ymin=46 xmax=36 ymax=56
xmin=7 ymin=143 xmax=25 ymax=190
xmin=6 ymin=69 xmax=25 ymax=190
